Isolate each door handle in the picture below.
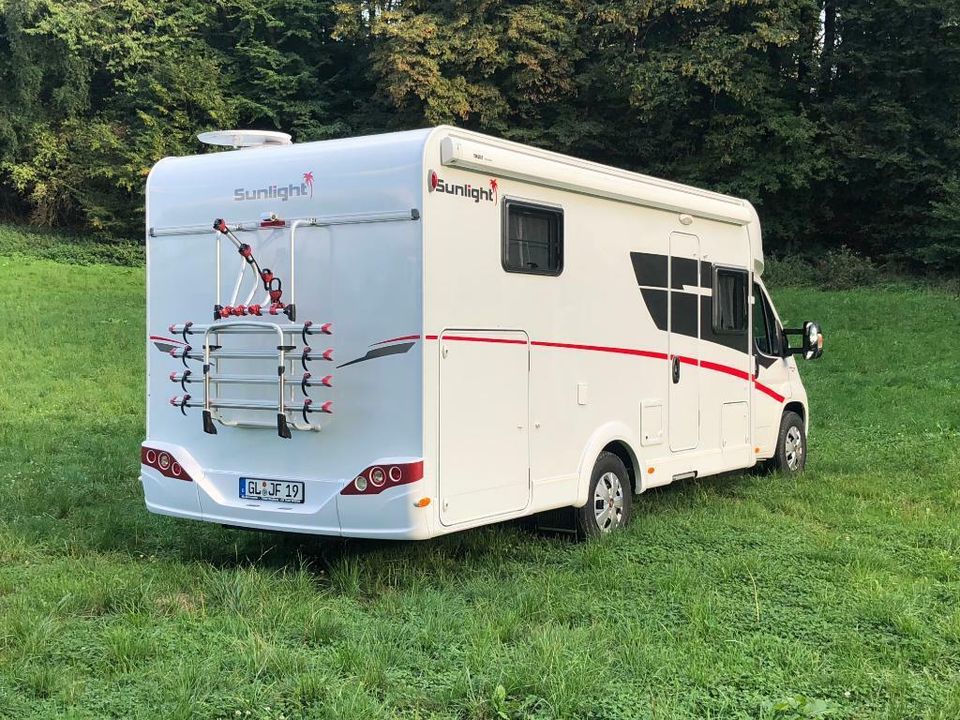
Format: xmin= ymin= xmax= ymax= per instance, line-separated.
xmin=672 ymin=356 xmax=680 ymax=384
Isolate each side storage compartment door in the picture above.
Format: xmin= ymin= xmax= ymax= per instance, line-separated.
xmin=439 ymin=330 xmax=530 ymax=526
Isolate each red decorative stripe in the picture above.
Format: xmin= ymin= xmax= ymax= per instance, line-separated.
xmin=700 ymin=359 xmax=752 ymax=382
xmin=443 ymin=335 xmax=527 ymax=345
xmin=533 ymin=340 xmax=668 ymax=361
xmin=371 ymin=334 xmax=421 ymax=346
xmin=150 ymin=335 xmax=184 ymax=345
xmin=371 ymin=333 xmax=785 ymax=403
xmin=753 ymin=381 xmax=785 ymax=403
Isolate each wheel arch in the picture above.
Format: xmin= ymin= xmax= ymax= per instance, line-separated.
xmin=783 ymin=400 xmax=808 ymax=434
xmin=575 ymin=423 xmax=641 ymax=507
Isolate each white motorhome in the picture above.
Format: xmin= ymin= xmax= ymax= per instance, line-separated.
xmin=142 ymin=126 xmax=823 ymax=539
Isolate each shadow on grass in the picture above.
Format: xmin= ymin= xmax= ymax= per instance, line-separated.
xmin=3 ymin=406 xmax=779 ymax=600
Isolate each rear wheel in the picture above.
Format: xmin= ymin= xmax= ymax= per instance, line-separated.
xmin=769 ymin=411 xmax=806 ymax=474
xmin=576 ymin=451 xmax=633 ymax=538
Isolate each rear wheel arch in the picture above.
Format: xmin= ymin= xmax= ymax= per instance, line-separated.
xmin=575 ymin=424 xmax=642 ymax=506
xmin=575 ymin=451 xmax=634 ymax=538
xmin=600 ymin=440 xmax=638 ymax=498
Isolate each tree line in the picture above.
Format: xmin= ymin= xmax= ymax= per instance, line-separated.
xmin=1 ymin=0 xmax=958 ymax=272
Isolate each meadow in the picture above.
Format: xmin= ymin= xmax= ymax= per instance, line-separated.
xmin=0 ymin=227 xmax=958 ymax=719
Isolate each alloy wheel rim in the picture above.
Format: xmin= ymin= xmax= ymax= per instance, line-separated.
xmin=594 ymin=472 xmax=624 ymax=531
xmin=785 ymin=426 xmax=804 ymax=470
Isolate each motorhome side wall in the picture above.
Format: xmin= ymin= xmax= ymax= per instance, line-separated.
xmin=420 ymin=129 xmax=759 ymax=534
xmin=144 ymin=131 xmax=429 ymax=537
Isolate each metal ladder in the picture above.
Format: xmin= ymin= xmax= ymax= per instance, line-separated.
xmin=168 ymin=320 xmax=333 ymax=438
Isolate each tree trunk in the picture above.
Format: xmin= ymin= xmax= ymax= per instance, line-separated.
xmin=821 ymin=0 xmax=837 ymax=94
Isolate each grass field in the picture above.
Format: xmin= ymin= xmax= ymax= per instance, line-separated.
xmin=1 ymin=233 xmax=959 ymax=719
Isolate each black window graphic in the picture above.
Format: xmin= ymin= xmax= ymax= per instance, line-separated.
xmin=502 ymin=200 xmax=563 ymax=276
xmin=713 ymin=268 xmax=748 ymax=334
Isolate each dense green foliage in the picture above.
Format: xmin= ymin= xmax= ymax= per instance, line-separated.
xmin=1 ymin=1 xmax=958 ymax=271
xmin=2 ymin=234 xmax=959 ymax=717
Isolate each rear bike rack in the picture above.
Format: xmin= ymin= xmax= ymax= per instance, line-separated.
xmin=167 ymin=320 xmax=333 ymax=438
xmin=152 ymin=208 xmax=420 ymax=439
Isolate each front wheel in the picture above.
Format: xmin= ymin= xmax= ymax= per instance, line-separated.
xmin=575 ymin=451 xmax=633 ymax=539
xmin=769 ymin=411 xmax=807 ymax=474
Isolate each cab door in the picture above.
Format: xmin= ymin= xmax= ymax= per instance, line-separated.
xmin=751 ymin=281 xmax=792 ymax=448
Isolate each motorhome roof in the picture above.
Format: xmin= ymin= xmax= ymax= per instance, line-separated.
xmin=154 ymin=125 xmax=764 ymax=272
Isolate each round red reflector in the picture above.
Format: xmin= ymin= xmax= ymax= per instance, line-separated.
xmin=370 ymin=467 xmax=386 ymax=487
xmin=429 ymin=170 xmax=438 ymax=191
xmin=145 ymin=449 xmax=157 ymax=465
xmin=158 ymin=453 xmax=171 ymax=470
xmin=171 ymin=462 xmax=182 ymax=477
xmin=389 ymin=466 xmax=402 ymax=483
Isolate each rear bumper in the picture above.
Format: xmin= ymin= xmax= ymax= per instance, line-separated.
xmin=140 ymin=443 xmax=433 ymax=540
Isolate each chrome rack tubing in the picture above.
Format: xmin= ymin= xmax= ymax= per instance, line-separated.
xmin=202 ymin=330 xmax=215 ymax=433
xmin=230 ymin=254 xmax=247 ymax=307
xmin=289 ymin=218 xmax=314 ymax=308
xmin=202 ymin=320 xmax=287 ymax=341
xmin=202 ymin=321 xmax=286 ymax=435
xmin=150 ymin=210 xmax=416 ymax=238
xmin=178 ymin=398 xmax=313 ymax=412
xmin=174 ymin=373 xmax=324 ymax=387
xmin=217 ymin=418 xmax=320 ymax=432
xmin=215 ymin=230 xmax=222 ymax=308
xmin=170 ymin=322 xmax=311 ymax=335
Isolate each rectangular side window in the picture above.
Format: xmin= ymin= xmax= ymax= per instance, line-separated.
xmin=713 ymin=268 xmax=748 ymax=334
xmin=502 ymin=200 xmax=563 ymax=276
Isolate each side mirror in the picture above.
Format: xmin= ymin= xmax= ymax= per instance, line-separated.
xmin=801 ymin=321 xmax=823 ymax=360
xmin=782 ymin=321 xmax=824 ymax=360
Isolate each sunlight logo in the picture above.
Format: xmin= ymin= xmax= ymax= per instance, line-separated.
xmin=233 ymin=171 xmax=314 ymax=202
xmin=431 ymin=173 xmax=499 ymax=204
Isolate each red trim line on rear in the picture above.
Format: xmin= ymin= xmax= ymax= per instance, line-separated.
xmin=149 ymin=335 xmax=185 ymax=345
xmin=371 ymin=334 xmax=421 ymax=346
xmin=372 ymin=333 xmax=786 ymax=403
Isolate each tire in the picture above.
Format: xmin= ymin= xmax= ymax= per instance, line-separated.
xmin=575 ymin=451 xmax=633 ymax=539
xmin=769 ymin=411 xmax=807 ymax=475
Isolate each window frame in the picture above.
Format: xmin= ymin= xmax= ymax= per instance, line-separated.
xmin=501 ymin=197 xmax=564 ymax=277
xmin=752 ymin=282 xmax=783 ymax=358
xmin=711 ymin=266 xmax=749 ymax=335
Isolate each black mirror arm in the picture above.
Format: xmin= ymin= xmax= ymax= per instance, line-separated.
xmin=781 ymin=327 xmax=804 ymax=357
xmin=783 ymin=325 xmax=823 ymax=360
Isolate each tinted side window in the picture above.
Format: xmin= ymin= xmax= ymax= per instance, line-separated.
xmin=753 ymin=285 xmax=771 ymax=354
xmin=753 ymin=284 xmax=781 ymax=356
xmin=502 ymin=200 xmax=563 ymax=276
xmin=713 ymin=268 xmax=748 ymax=333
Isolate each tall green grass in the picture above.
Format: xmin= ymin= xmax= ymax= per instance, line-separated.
xmin=1 ymin=235 xmax=958 ymax=718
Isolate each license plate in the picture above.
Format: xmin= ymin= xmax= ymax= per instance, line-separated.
xmin=239 ymin=477 xmax=305 ymax=504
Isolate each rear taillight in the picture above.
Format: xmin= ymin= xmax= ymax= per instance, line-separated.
xmin=141 ymin=446 xmax=193 ymax=481
xmin=341 ymin=461 xmax=423 ymax=496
